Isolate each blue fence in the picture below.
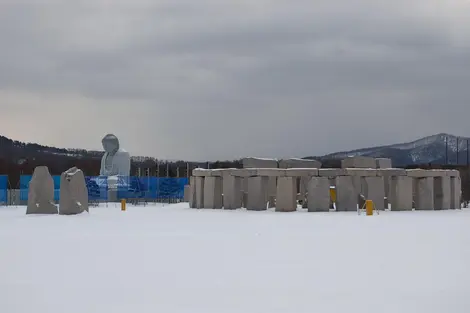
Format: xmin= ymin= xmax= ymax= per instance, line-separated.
xmin=0 ymin=175 xmax=7 ymax=204
xmin=19 ymin=176 xmax=188 ymax=201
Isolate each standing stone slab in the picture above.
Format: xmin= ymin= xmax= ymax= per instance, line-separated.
xmin=375 ymin=158 xmax=392 ymax=168
xmin=26 ymin=166 xmax=58 ymax=215
xmin=335 ymin=176 xmax=358 ymax=211
xmin=307 ymin=176 xmax=330 ymax=212
xmin=434 ymin=176 xmax=451 ymax=210
xmin=183 ymin=185 xmax=190 ymax=202
xmin=389 ymin=176 xmax=413 ymax=211
xmin=450 ymin=176 xmax=461 ymax=209
xmin=242 ymin=157 xmax=278 ymax=168
xmin=415 ymin=177 xmax=434 ymax=210
xmin=223 ymin=175 xmax=242 ymax=210
xmin=278 ymin=158 xmax=321 ymax=169
xmin=203 ymin=176 xmax=223 ymax=209
xmin=189 ymin=177 xmax=196 ymax=208
xmin=195 ymin=176 xmax=204 ymax=209
xmin=59 ymin=167 xmax=89 ymax=215
xmin=341 ymin=156 xmax=376 ymax=169
xmin=267 ymin=177 xmax=277 ymax=208
xmin=247 ymin=176 xmax=268 ymax=211
xmin=275 ymin=177 xmax=297 ymax=212
xmin=363 ymin=176 xmax=385 ymax=211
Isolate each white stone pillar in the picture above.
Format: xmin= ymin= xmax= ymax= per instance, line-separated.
xmin=189 ymin=177 xmax=196 ymax=208
xmin=363 ymin=176 xmax=385 ymax=211
xmin=451 ymin=176 xmax=461 ymax=209
xmin=335 ymin=175 xmax=358 ymax=211
xmin=223 ymin=174 xmax=242 ymax=210
xmin=275 ymin=176 xmax=297 ymax=212
xmin=307 ymin=176 xmax=330 ymax=212
xmin=389 ymin=176 xmax=413 ymax=211
xmin=194 ymin=176 xmax=204 ymax=209
xmin=203 ymin=176 xmax=223 ymax=209
xmin=434 ymin=176 xmax=451 ymax=210
xmin=415 ymin=177 xmax=434 ymax=210
xmin=247 ymin=176 xmax=268 ymax=211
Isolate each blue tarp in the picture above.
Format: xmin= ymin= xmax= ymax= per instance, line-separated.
xmin=19 ymin=176 xmax=188 ymax=201
xmin=0 ymin=175 xmax=7 ymax=203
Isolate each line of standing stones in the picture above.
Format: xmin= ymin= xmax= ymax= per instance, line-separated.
xmin=25 ymin=166 xmax=89 ymax=215
xmin=186 ymin=156 xmax=462 ymax=212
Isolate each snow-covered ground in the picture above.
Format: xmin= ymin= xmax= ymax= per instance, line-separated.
xmin=1 ymin=203 xmax=470 ymax=313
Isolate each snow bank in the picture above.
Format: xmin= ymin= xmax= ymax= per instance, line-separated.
xmin=1 ymin=203 xmax=470 ymax=313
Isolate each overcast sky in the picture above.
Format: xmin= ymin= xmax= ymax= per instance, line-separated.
xmin=0 ymin=0 xmax=469 ymax=161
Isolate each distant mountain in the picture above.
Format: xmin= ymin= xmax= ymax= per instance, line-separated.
xmin=317 ymin=133 xmax=470 ymax=167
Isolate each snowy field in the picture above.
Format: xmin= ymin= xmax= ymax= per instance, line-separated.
xmin=1 ymin=203 xmax=470 ymax=313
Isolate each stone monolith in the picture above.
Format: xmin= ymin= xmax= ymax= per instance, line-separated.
xmin=59 ymin=167 xmax=89 ymax=215
xmin=26 ymin=166 xmax=58 ymax=214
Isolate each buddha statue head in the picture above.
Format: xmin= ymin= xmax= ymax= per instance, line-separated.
xmin=101 ymin=134 xmax=120 ymax=155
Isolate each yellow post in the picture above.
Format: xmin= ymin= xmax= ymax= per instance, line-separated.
xmin=121 ymin=199 xmax=126 ymax=211
xmin=330 ymin=187 xmax=336 ymax=202
xmin=365 ymin=200 xmax=374 ymax=216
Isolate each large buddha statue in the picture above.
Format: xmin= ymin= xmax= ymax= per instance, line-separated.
xmin=99 ymin=134 xmax=131 ymax=177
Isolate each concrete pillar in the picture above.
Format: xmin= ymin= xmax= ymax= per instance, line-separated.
xmin=203 ymin=176 xmax=223 ymax=209
xmin=267 ymin=177 xmax=277 ymax=208
xmin=242 ymin=177 xmax=248 ymax=208
xmin=389 ymin=176 xmax=413 ymax=211
xmin=307 ymin=176 xmax=330 ymax=212
xmin=363 ymin=176 xmax=385 ymax=211
xmin=450 ymin=176 xmax=461 ymax=209
xmin=195 ymin=176 xmax=204 ymax=209
xmin=275 ymin=177 xmax=297 ymax=212
xmin=247 ymin=176 xmax=268 ymax=211
xmin=299 ymin=176 xmax=309 ymax=208
xmin=335 ymin=176 xmax=358 ymax=211
xmin=223 ymin=175 xmax=242 ymax=210
xmin=434 ymin=176 xmax=451 ymax=210
xmin=189 ymin=177 xmax=196 ymax=208
xmin=415 ymin=177 xmax=434 ymax=210
xmin=183 ymin=185 xmax=190 ymax=202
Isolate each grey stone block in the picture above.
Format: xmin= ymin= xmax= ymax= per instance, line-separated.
xmin=344 ymin=168 xmax=377 ymax=176
xmin=242 ymin=157 xmax=278 ymax=168
xmin=203 ymin=177 xmax=223 ymax=209
xmin=278 ymin=158 xmax=321 ymax=169
xmin=231 ymin=169 xmax=257 ymax=177
xmin=189 ymin=177 xmax=196 ymax=208
xmin=407 ymin=169 xmax=449 ymax=177
xmin=335 ymin=176 xmax=358 ymax=211
xmin=183 ymin=185 xmax=190 ymax=202
xmin=363 ymin=176 xmax=385 ymax=210
xmin=26 ymin=166 xmax=58 ymax=215
xmin=307 ymin=176 xmax=330 ymax=212
xmin=341 ymin=156 xmax=376 ymax=169
xmin=195 ymin=176 xmax=204 ymax=209
xmin=434 ymin=176 xmax=451 ymax=210
xmin=275 ymin=177 xmax=297 ymax=212
xmin=376 ymin=168 xmax=407 ymax=176
xmin=267 ymin=177 xmax=277 ymax=208
xmin=375 ymin=158 xmax=392 ymax=168
xmin=223 ymin=175 xmax=242 ymax=210
xmin=256 ymin=168 xmax=287 ymax=177
xmin=415 ymin=177 xmax=434 ymax=210
xmin=389 ymin=176 xmax=413 ymax=211
xmin=247 ymin=176 xmax=268 ymax=211
xmin=285 ymin=168 xmax=319 ymax=177
xmin=450 ymin=176 xmax=461 ymax=209
xmin=318 ymin=169 xmax=348 ymax=177
xmin=192 ymin=168 xmax=212 ymax=177
xmin=59 ymin=167 xmax=88 ymax=215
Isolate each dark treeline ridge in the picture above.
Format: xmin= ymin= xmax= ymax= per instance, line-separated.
xmin=1 ymin=135 xmax=469 ymax=202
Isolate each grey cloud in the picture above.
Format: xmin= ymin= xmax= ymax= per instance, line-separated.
xmin=0 ymin=0 xmax=469 ymax=160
